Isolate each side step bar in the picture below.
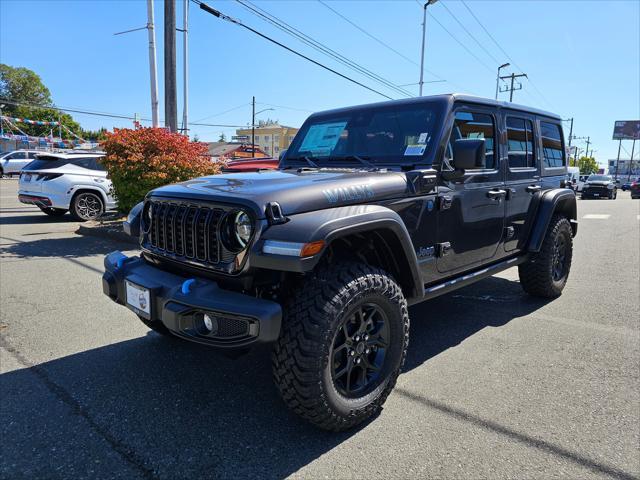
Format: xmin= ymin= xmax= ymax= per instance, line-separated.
xmin=422 ymin=255 xmax=529 ymax=301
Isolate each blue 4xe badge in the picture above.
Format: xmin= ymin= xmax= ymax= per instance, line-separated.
xmin=323 ymin=184 xmax=375 ymax=204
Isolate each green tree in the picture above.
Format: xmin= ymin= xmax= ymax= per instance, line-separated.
xmin=0 ymin=63 xmax=105 ymax=141
xmin=218 ymin=132 xmax=227 ymax=142
xmin=257 ymin=118 xmax=279 ymax=127
xmin=0 ymin=64 xmax=52 ymax=109
xmin=577 ymin=156 xmax=598 ymax=174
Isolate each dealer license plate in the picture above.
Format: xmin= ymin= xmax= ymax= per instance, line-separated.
xmin=126 ymin=281 xmax=151 ymax=318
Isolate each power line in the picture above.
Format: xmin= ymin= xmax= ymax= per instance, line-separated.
xmin=193 ymin=1 xmax=394 ymax=100
xmin=425 ymin=9 xmax=495 ymax=76
xmin=439 ymin=1 xmax=500 ymax=65
xmin=459 ymin=0 xmax=556 ymax=111
xmin=317 ymin=0 xmax=419 ymax=68
xmin=0 ymin=98 xmax=247 ymax=128
xmin=255 ymin=102 xmax=314 ymax=113
xmin=191 ymin=103 xmax=250 ymax=123
xmin=232 ymin=0 xmax=411 ymax=98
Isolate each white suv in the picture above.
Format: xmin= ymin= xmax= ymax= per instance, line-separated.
xmin=0 ymin=150 xmax=43 ymax=176
xmin=18 ymin=152 xmax=116 ymax=221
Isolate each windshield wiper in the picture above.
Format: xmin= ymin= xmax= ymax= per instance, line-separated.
xmin=333 ymin=155 xmax=377 ymax=169
xmin=286 ymin=155 xmax=319 ymax=169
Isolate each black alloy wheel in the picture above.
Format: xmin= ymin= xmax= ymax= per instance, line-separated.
xmin=331 ymin=302 xmax=390 ymax=398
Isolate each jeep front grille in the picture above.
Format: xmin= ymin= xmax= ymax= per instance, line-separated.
xmin=145 ymin=200 xmax=225 ymax=267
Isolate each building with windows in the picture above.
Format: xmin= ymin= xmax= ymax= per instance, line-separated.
xmin=235 ymin=124 xmax=299 ymax=157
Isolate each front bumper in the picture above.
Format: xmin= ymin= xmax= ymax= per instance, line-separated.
xmin=102 ymin=251 xmax=282 ymax=349
xmin=581 ymin=189 xmax=611 ymax=198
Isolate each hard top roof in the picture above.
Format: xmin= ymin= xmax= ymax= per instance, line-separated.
xmin=308 ymin=93 xmax=561 ymax=121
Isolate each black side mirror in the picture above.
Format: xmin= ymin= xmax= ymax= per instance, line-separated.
xmin=452 ymin=139 xmax=486 ymax=170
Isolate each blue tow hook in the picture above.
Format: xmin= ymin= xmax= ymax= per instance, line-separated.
xmin=181 ymin=278 xmax=196 ymax=295
xmin=116 ymin=256 xmax=131 ymax=270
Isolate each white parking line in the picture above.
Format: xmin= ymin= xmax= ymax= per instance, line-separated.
xmin=583 ymin=214 xmax=611 ymax=219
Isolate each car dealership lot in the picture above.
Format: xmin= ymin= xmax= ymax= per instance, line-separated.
xmin=1 ymin=178 xmax=638 ymax=479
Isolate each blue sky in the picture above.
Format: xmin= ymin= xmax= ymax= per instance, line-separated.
xmin=1 ymin=0 xmax=639 ymax=165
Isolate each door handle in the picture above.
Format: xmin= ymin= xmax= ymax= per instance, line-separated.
xmin=487 ymin=189 xmax=507 ymax=199
xmin=526 ymin=185 xmax=542 ymax=193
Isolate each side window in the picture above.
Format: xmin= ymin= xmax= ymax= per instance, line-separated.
xmin=92 ymin=158 xmax=107 ymax=171
xmin=71 ymin=157 xmax=94 ymax=169
xmin=506 ymin=117 xmax=535 ymax=168
xmin=449 ymin=111 xmax=496 ymax=169
xmin=540 ymin=122 xmax=565 ymax=168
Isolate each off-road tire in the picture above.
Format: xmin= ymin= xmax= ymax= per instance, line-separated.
xmin=70 ymin=191 xmax=104 ymax=221
xmin=39 ymin=206 xmax=67 ymax=217
xmin=519 ymin=215 xmax=573 ymax=298
xmin=272 ymin=262 xmax=410 ymax=431
xmin=137 ymin=315 xmax=172 ymax=336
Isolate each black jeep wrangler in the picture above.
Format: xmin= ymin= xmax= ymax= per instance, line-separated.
xmin=102 ymin=94 xmax=577 ymax=431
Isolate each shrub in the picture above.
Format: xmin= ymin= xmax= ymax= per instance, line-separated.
xmin=101 ymin=127 xmax=220 ymax=212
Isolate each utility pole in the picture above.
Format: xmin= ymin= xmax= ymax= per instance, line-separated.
xmin=419 ymin=0 xmax=438 ymax=97
xmin=147 ymin=0 xmax=159 ymax=127
xmin=181 ymin=0 xmax=189 ymax=135
xmin=629 ymin=139 xmax=636 ymax=181
xmin=164 ymin=0 xmax=178 ymax=132
xmin=564 ymin=118 xmax=574 ymax=165
xmin=495 ymin=63 xmax=510 ymax=100
xmin=499 ymin=72 xmax=527 ymax=102
xmin=584 ymin=136 xmax=591 ymax=158
xmin=252 ymin=96 xmax=256 ymax=158
xmin=615 ymin=139 xmax=622 ymax=181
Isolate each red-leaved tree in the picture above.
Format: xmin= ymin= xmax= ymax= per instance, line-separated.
xmin=101 ymin=128 xmax=220 ymax=212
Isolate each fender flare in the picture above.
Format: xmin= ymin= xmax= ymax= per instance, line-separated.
xmin=526 ymin=188 xmax=577 ymax=253
xmin=250 ymin=204 xmax=423 ymax=300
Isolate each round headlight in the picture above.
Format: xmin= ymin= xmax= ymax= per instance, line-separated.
xmin=234 ymin=210 xmax=252 ymax=247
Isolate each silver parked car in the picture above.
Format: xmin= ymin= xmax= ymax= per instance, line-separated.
xmin=18 ymin=152 xmax=116 ymax=220
xmin=0 ymin=150 xmax=43 ymax=176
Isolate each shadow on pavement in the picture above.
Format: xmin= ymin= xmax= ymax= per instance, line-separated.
xmin=0 ymin=212 xmax=77 ymax=225
xmin=0 ymin=275 xmax=557 ymax=479
xmin=0 ymin=234 xmax=125 ymax=259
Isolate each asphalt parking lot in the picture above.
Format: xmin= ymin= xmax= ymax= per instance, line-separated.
xmin=1 ymin=178 xmax=639 ymax=480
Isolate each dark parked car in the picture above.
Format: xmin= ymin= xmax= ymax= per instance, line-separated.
xmin=581 ymin=174 xmax=617 ymax=199
xmin=630 ymin=180 xmax=640 ymax=199
xmin=621 ymin=178 xmax=639 ymax=191
xmin=103 ymin=94 xmax=577 ymax=431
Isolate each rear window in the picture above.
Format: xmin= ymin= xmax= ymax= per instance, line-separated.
xmin=23 ymin=156 xmax=70 ymax=171
xmin=540 ymin=122 xmax=565 ymax=168
xmin=23 ymin=156 xmax=105 ymax=171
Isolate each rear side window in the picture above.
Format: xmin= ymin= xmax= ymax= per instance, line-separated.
xmin=450 ymin=111 xmax=496 ymax=169
xmin=23 ymin=156 xmax=70 ymax=170
xmin=540 ymin=122 xmax=565 ymax=168
xmin=506 ymin=117 xmax=535 ymax=168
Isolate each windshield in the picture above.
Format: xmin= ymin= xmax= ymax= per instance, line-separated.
xmin=285 ymin=102 xmax=443 ymax=166
xmin=587 ymin=175 xmax=611 ymax=182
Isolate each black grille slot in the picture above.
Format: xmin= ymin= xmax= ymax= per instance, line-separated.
xmin=184 ymin=208 xmax=197 ymax=258
xmin=174 ymin=206 xmax=187 ymax=255
xmin=145 ymin=200 xmax=228 ymax=269
xmin=217 ymin=317 xmax=250 ymax=338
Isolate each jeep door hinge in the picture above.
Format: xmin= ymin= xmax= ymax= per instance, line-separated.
xmin=436 ymin=242 xmax=452 ymax=257
xmin=438 ymin=195 xmax=452 ymax=210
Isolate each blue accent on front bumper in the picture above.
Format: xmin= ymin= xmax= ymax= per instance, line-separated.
xmin=102 ymin=251 xmax=282 ymax=349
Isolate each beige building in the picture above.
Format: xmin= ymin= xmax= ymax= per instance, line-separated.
xmin=235 ymin=124 xmax=299 ymax=158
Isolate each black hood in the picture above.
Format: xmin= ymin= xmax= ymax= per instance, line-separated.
xmin=149 ymin=169 xmax=409 ymax=219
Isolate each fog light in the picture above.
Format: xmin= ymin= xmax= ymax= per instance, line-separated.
xmin=203 ymin=313 xmax=216 ymax=333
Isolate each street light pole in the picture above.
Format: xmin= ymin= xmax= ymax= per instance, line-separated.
xmin=419 ymin=0 xmax=438 ymax=97
xmin=495 ymin=63 xmax=510 ymax=100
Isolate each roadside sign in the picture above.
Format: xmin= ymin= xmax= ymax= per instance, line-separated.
xmin=612 ymin=120 xmax=640 ymax=140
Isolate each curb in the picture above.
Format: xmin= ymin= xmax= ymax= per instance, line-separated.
xmin=76 ymin=221 xmax=138 ymax=246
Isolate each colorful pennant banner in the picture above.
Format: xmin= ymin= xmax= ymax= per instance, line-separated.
xmin=1 ymin=115 xmax=60 ymax=126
